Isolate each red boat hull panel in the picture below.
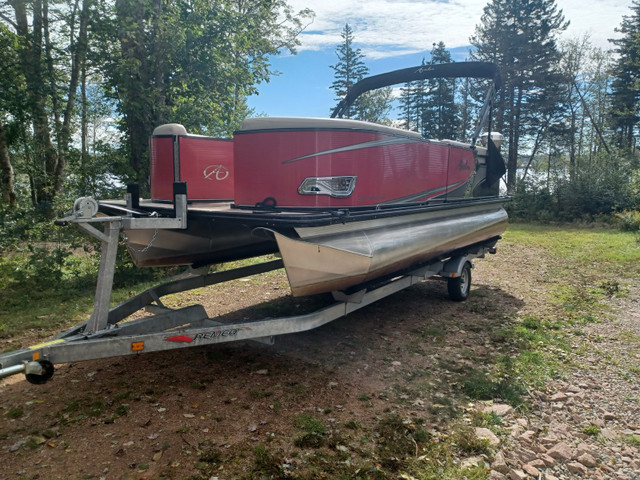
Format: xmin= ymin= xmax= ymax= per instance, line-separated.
xmin=150 ymin=136 xmax=175 ymax=201
xmin=150 ymin=131 xmax=234 ymax=202
xmin=233 ymin=123 xmax=475 ymax=208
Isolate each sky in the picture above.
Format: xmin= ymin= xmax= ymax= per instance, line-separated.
xmin=247 ymin=0 xmax=634 ymax=118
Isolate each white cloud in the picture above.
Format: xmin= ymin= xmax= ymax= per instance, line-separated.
xmin=288 ymin=0 xmax=632 ymax=57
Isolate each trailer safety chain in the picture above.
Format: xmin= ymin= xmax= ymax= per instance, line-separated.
xmin=124 ymin=212 xmax=159 ymax=253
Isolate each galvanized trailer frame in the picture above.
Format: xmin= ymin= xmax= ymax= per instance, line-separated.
xmin=0 ymin=186 xmax=497 ymax=384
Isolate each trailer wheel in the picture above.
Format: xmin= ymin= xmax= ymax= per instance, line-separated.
xmin=447 ymin=261 xmax=471 ymax=301
xmin=25 ymin=360 xmax=54 ymax=385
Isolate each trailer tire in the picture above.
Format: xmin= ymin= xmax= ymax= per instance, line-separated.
xmin=447 ymin=261 xmax=471 ymax=301
xmin=25 ymin=360 xmax=54 ymax=385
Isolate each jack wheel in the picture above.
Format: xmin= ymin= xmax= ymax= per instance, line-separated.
xmin=25 ymin=360 xmax=55 ymax=385
xmin=447 ymin=262 xmax=471 ymax=302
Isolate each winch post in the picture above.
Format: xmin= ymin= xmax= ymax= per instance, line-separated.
xmin=85 ymin=219 xmax=122 ymax=334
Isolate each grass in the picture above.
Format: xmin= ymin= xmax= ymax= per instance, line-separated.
xmin=293 ymin=413 xmax=326 ymax=434
xmin=57 ymin=395 xmax=130 ymax=427
xmin=5 ymin=407 xmax=24 ymax=419
xmin=472 ymin=411 xmax=503 ymax=429
xmin=503 ymin=225 xmax=640 ymax=319
xmin=624 ymin=434 xmax=640 ymax=447
xmin=0 ymin=248 xmax=161 ymax=342
xmin=504 ymin=224 xmax=640 ymax=270
xmin=583 ymin=424 xmax=601 ymax=436
xmin=446 ymin=223 xmax=640 ymax=413
xmin=293 ymin=412 xmax=327 ymax=448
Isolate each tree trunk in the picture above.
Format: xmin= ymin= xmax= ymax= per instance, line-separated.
xmin=81 ymin=59 xmax=89 ymax=186
xmin=0 ymin=119 xmax=17 ymax=208
xmin=56 ymin=0 xmax=91 ymax=194
xmin=11 ymin=0 xmax=60 ymax=210
xmin=506 ymin=82 xmax=521 ymax=193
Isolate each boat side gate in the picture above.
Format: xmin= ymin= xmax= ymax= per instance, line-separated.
xmin=0 ymin=185 xmax=497 ymax=384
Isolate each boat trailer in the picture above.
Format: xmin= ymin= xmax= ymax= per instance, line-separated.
xmin=0 ymin=185 xmax=497 ymax=384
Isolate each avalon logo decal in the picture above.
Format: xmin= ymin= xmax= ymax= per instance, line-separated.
xmin=203 ymin=164 xmax=229 ymax=181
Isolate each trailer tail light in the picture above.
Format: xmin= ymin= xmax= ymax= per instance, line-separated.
xmin=298 ymin=176 xmax=357 ymax=198
xmin=489 ymin=247 xmax=497 ymax=254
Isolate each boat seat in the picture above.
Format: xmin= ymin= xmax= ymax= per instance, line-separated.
xmin=153 ymin=123 xmax=187 ymax=136
xmin=241 ymin=116 xmax=423 ymax=139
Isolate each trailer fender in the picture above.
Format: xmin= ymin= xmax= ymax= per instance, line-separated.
xmin=439 ymin=255 xmax=474 ymax=279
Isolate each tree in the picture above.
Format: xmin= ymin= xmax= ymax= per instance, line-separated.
xmin=98 ymin=0 xmax=313 ymax=191
xmin=421 ymin=42 xmax=457 ymax=139
xmin=0 ymin=23 xmax=24 ymax=208
xmin=398 ymin=58 xmax=428 ymax=132
xmin=0 ymin=119 xmax=16 ymax=208
xmin=553 ymin=36 xmax=613 ymax=182
xmin=397 ymin=44 xmax=459 ymax=139
xmin=330 ymin=24 xmax=369 ymax=119
xmin=470 ymin=0 xmax=569 ymax=192
xmin=329 ymin=24 xmax=394 ymax=123
xmin=355 ymin=88 xmax=394 ymax=124
xmin=610 ymin=1 xmax=640 ymax=152
xmin=1 ymin=0 xmax=91 ymax=212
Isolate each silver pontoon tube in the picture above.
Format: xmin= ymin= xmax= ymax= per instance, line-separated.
xmin=271 ymin=202 xmax=508 ymax=296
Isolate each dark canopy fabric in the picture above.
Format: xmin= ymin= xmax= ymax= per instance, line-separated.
xmin=331 ymin=61 xmax=501 ymax=118
xmin=486 ymin=138 xmax=507 ymax=186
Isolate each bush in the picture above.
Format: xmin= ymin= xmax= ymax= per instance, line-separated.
xmin=510 ymin=149 xmax=638 ymax=223
xmin=615 ymin=210 xmax=640 ymax=232
xmin=0 ymin=203 xmax=165 ymax=295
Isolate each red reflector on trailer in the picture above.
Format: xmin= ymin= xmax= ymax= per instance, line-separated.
xmin=165 ymin=335 xmax=194 ymax=343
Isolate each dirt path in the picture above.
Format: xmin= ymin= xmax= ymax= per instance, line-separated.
xmin=0 ymin=238 xmax=638 ymax=479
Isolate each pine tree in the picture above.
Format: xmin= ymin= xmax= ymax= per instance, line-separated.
xmin=610 ymin=1 xmax=640 ymax=151
xmin=470 ymin=0 xmax=568 ymax=192
xmin=421 ymin=42 xmax=457 ymax=139
xmin=355 ymin=88 xmax=394 ymax=124
xmin=330 ymin=24 xmax=369 ymax=119
xmin=399 ymin=82 xmax=415 ymax=130
xmin=398 ymin=58 xmax=428 ymax=132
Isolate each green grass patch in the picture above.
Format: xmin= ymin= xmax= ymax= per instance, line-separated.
xmin=293 ymin=412 xmax=327 ymax=449
xmin=503 ymin=225 xmax=640 ymax=272
xmin=583 ymin=424 xmax=601 ymax=436
xmin=623 ymin=434 xmax=640 ymax=447
xmin=344 ymin=419 xmax=361 ymax=430
xmin=461 ymin=368 xmax=526 ymax=407
xmin=375 ymin=414 xmax=420 ymax=458
xmin=249 ymin=388 xmax=273 ymax=399
xmin=58 ymin=394 xmax=130 ymax=425
xmin=453 ymin=428 xmax=492 ymax=455
xmin=293 ymin=413 xmax=326 ymax=434
xmin=472 ymin=411 xmax=503 ymax=428
xmin=0 ymin=247 xmax=166 ymax=343
xmin=373 ymin=424 xmax=492 ymax=480
xmin=5 ymin=406 xmax=24 ymax=419
xmin=419 ymin=326 xmax=446 ymax=341
xmin=0 ymin=240 xmax=285 ymax=346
